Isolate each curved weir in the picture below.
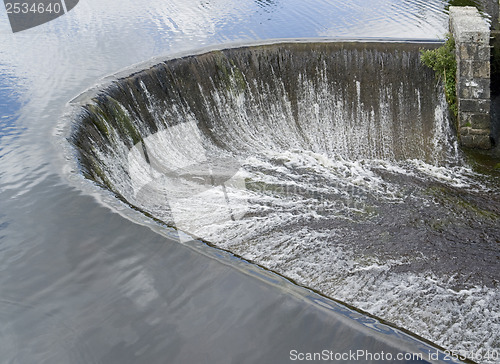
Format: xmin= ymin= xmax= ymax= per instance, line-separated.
xmin=71 ymin=41 xmax=500 ymax=359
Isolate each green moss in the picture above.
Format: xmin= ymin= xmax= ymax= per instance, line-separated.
xmin=214 ymin=52 xmax=230 ymax=82
xmin=87 ymin=104 xmax=109 ymax=136
xmin=87 ymin=154 xmax=114 ymax=190
xmin=425 ymin=185 xmax=499 ymax=220
xmin=463 ymin=148 xmax=500 ymax=174
xmin=420 ymin=34 xmax=458 ymax=118
xmin=229 ymin=59 xmax=247 ymax=90
xmin=213 ymin=53 xmax=247 ymax=92
xmin=109 ymin=98 xmax=143 ymax=146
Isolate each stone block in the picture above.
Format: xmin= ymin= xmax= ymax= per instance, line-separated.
xmin=460 ymin=134 xmax=492 ymax=149
xmin=458 ymin=60 xmax=490 ymax=79
xmin=469 ymin=127 xmax=490 ymax=135
xmin=457 ymin=44 xmax=472 ymax=59
xmin=457 ymin=44 xmax=490 ymax=61
xmin=461 ymin=114 xmax=491 ymax=130
xmin=478 ymin=45 xmax=491 ymax=61
xmin=450 ymin=7 xmax=490 ymax=45
xmin=458 ymin=99 xmax=491 ymax=113
xmin=458 ymin=60 xmax=474 ymax=78
xmin=457 ymin=78 xmax=490 ymax=99
xmin=473 ymin=135 xmax=492 ymax=149
xmin=472 ymin=61 xmax=490 ymax=78
xmin=460 ymin=134 xmax=474 ymax=146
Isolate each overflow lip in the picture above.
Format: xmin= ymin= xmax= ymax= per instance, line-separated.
xmin=68 ymin=37 xmax=444 ymax=106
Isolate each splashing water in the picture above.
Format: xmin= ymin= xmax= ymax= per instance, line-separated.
xmin=72 ymin=41 xmax=500 ymax=362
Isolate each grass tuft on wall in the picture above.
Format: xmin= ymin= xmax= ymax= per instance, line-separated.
xmin=420 ymin=34 xmax=458 ymax=118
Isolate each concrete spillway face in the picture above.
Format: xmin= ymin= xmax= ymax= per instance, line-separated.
xmin=72 ymin=41 xmax=457 ymax=241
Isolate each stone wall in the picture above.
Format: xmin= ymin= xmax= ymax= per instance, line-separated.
xmin=450 ymin=6 xmax=492 ymax=149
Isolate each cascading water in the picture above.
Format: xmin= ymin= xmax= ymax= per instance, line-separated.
xmin=72 ymin=41 xmax=500 ymax=362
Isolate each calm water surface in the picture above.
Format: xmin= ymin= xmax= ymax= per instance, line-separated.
xmin=0 ymin=1 xmax=495 ymax=363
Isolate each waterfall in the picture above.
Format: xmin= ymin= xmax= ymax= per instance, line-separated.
xmin=71 ymin=41 xmax=500 ymax=360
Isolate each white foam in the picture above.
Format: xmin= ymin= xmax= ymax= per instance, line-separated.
xmin=82 ymin=55 xmax=499 ymax=362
